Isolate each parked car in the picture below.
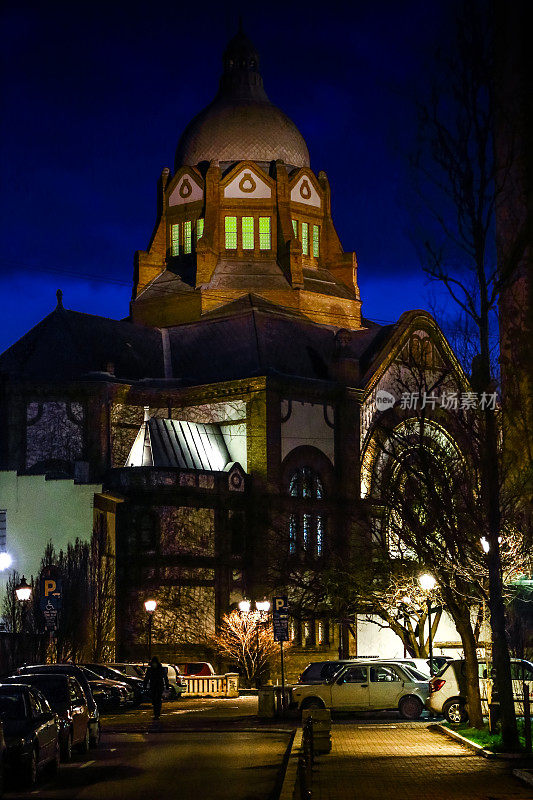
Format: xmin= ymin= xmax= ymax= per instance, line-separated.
xmin=291 ymin=660 xmax=429 ymax=719
xmin=428 ymin=657 xmax=533 ymax=723
xmin=0 ymin=683 xmax=60 ymax=787
xmin=3 ymin=674 xmax=90 ymax=762
xmin=108 ymin=663 xmax=145 ymax=679
xmin=17 ymin=664 xmax=100 ymax=747
xmin=0 ymin=720 xmax=6 ymax=796
xmin=78 ymin=667 xmax=133 ymax=710
xmin=83 ymin=664 xmax=147 ymax=705
xmin=175 ymin=662 xmax=215 ymax=677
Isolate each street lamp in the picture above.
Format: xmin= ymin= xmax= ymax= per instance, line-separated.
xmin=15 ymin=575 xmax=32 ymax=602
xmin=144 ymin=599 xmax=157 ymax=661
xmin=418 ymin=573 xmax=437 ymax=675
xmin=238 ymin=599 xmax=251 ymax=614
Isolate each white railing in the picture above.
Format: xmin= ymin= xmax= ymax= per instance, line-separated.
xmin=182 ymin=673 xmax=239 ymax=698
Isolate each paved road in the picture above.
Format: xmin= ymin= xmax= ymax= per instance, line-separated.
xmin=4 ymin=731 xmax=291 ymax=800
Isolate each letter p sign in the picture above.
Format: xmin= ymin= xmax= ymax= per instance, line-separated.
xmin=44 ymin=579 xmax=56 ymax=597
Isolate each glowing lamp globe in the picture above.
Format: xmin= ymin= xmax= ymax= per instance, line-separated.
xmin=238 ymin=599 xmax=251 ymax=613
xmin=144 ymin=599 xmax=157 ymax=613
xmin=255 ymin=599 xmax=270 ymax=613
xmin=418 ymin=573 xmax=437 ymax=592
xmin=15 ymin=576 xmax=32 ymax=602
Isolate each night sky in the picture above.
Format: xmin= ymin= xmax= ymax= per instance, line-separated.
xmin=0 ymin=0 xmax=458 ymax=354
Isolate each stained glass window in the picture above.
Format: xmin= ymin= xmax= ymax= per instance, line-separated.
xmin=196 ymin=218 xmax=204 ymax=240
xmin=292 ymin=219 xmax=298 ymax=238
xmin=301 ymin=222 xmax=309 ymax=255
xmin=242 ymin=216 xmax=254 ymax=250
xmin=225 ymin=216 xmax=237 ymax=249
xmin=313 ymin=225 xmax=320 ymax=257
xmin=184 ymin=220 xmax=192 ymax=254
xmin=259 ymin=217 xmax=271 ymax=250
xmin=287 ymin=466 xmax=326 ymax=557
xmin=171 ymin=224 xmax=179 ymax=256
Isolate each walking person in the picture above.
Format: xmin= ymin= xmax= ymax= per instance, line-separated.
xmin=143 ymin=656 xmax=168 ymax=719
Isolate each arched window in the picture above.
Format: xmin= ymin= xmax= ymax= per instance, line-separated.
xmin=287 ymin=466 xmax=326 ymax=558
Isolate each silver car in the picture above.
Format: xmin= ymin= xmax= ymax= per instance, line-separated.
xmin=291 ymin=660 xmax=429 ymax=719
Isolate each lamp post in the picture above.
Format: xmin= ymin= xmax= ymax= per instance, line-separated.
xmin=15 ymin=576 xmax=32 ymax=666
xmin=418 ymin=573 xmax=437 ymax=675
xmin=144 ymin=599 xmax=157 ymax=661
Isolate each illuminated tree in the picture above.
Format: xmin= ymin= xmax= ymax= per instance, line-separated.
xmin=211 ymin=609 xmax=279 ymax=687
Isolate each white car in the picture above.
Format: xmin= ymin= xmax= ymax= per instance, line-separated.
xmin=427 ymin=658 xmax=533 ymax=723
xmin=291 ymin=660 xmax=429 ymax=719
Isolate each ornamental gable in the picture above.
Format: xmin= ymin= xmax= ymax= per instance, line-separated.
xmin=223 ymin=166 xmax=272 ymax=199
xmin=290 ymin=171 xmax=321 ymax=208
xmin=168 ymin=171 xmax=204 ymax=206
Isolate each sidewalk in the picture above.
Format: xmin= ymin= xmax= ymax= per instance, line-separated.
xmin=289 ymin=723 xmax=532 ymax=800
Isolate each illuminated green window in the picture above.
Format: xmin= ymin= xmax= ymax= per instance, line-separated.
xmin=196 ymin=218 xmax=204 ymax=240
xmin=225 ymin=216 xmax=237 ymax=249
xmin=171 ymin=224 xmax=179 ymax=256
xmin=184 ymin=220 xmax=192 ymax=254
xmin=242 ymin=216 xmax=254 ymax=250
xmin=259 ymin=217 xmax=271 ymax=250
xmin=292 ymin=219 xmax=298 ymax=238
xmin=301 ymin=222 xmax=309 ymax=255
xmin=313 ymin=225 xmax=320 ymax=258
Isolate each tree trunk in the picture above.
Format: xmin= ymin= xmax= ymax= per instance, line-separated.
xmin=455 ymin=610 xmax=484 ymax=729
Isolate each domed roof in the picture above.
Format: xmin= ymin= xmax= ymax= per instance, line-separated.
xmin=175 ymin=29 xmax=310 ymax=171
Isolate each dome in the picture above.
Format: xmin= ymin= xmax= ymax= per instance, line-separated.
xmin=175 ymin=30 xmax=310 ymax=171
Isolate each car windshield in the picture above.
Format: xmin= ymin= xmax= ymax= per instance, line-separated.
xmin=21 ymin=678 xmax=68 ymax=705
xmin=82 ymin=667 xmax=105 ymax=681
xmin=0 ymin=690 xmax=26 ymax=719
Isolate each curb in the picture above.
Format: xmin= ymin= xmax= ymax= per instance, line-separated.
xmin=279 ymin=726 xmax=303 ymax=800
xmin=434 ymin=724 xmax=525 ymax=760
xmin=104 ymin=726 xmax=293 ymax=735
xmin=513 ymin=769 xmax=533 ymax=788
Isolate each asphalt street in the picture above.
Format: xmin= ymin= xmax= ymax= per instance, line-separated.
xmin=4 ymin=730 xmax=291 ymax=800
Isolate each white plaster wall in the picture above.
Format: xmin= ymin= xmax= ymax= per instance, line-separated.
xmin=0 ymin=472 xmax=101 ymax=615
xmin=281 ymin=400 xmax=334 ymax=464
xmin=357 ymin=611 xmax=474 ymax=660
xmin=168 ymin=173 xmax=203 ymax=206
xmin=290 ymin=175 xmax=321 ymax=207
xmin=224 ymin=169 xmax=271 ymax=199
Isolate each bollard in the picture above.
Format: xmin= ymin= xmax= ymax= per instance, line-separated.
xmin=302 ymin=709 xmax=332 ymax=754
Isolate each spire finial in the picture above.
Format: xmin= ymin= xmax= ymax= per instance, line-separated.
xmin=56 ymin=288 xmax=63 ymax=309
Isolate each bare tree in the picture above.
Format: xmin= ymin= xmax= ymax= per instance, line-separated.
xmin=211 ymin=609 xmax=279 ymax=688
xmin=411 ymin=0 xmax=529 ymax=748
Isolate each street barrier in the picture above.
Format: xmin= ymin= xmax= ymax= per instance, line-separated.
xmin=182 ymin=673 xmax=239 ymax=698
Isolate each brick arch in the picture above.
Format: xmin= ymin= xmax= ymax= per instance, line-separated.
xmin=280 ymin=445 xmax=335 ymax=497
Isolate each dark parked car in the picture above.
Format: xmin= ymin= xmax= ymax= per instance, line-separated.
xmin=0 ymin=720 xmax=6 ymax=796
xmin=3 ymin=675 xmax=90 ymax=762
xmin=0 ymin=683 xmax=60 ymax=788
xmin=79 ymin=667 xmax=133 ymax=710
xmin=83 ymin=664 xmax=147 ymax=704
xmin=17 ymin=664 xmax=100 ymax=746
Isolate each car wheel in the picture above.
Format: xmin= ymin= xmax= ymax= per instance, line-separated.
xmin=168 ymin=686 xmax=177 ymax=701
xmin=399 ymin=695 xmax=423 ymax=720
xmin=61 ymin=732 xmax=73 ymax=762
xmin=24 ymin=746 xmax=38 ymax=788
xmin=301 ymin=698 xmax=325 ymax=711
xmin=78 ymin=726 xmax=90 ymax=754
xmin=443 ymin=698 xmax=468 ymax=725
xmin=49 ymin=742 xmax=60 ymax=776
xmin=89 ymin=722 xmax=101 ymax=749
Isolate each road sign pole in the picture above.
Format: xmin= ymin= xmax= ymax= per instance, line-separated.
xmin=280 ymin=640 xmax=285 ymax=709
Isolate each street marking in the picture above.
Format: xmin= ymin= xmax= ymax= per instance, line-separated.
xmin=79 ymin=759 xmax=96 ymax=768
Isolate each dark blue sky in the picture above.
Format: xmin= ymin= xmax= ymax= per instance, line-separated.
xmin=0 ymin=0 xmax=457 ymax=353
